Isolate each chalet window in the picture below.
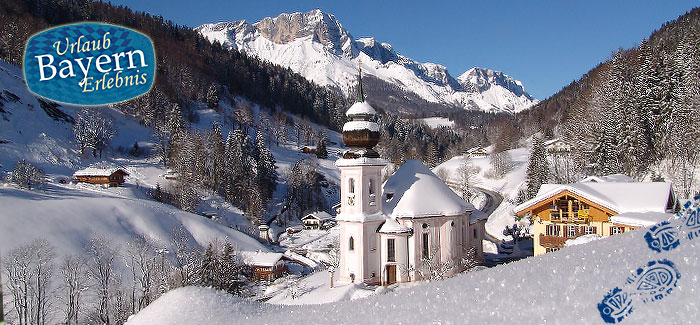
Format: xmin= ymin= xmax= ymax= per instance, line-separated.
xmin=567 ymin=225 xmax=576 ymax=238
xmin=546 ymin=248 xmax=560 ymax=253
xmin=349 ymin=236 xmax=355 ymax=251
xmin=546 ymin=224 xmax=561 ymax=236
xmin=422 ymin=233 xmax=429 ymax=258
xmin=610 ymin=226 xmax=624 ymax=235
xmin=387 ymin=238 xmax=396 ymax=262
xmin=584 ymin=226 xmax=595 ymax=235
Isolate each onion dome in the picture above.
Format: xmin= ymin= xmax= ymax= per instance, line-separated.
xmin=342 ymin=61 xmax=381 ymax=158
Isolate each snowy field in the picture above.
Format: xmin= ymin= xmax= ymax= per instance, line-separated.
xmin=435 ymin=147 xmax=530 ymax=240
xmin=128 ymin=211 xmax=700 ymax=323
xmin=417 ymin=117 xmax=455 ymax=129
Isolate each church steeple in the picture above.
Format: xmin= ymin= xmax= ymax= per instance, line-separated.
xmin=356 ymin=59 xmax=364 ymax=103
xmin=342 ymin=59 xmax=380 ymax=159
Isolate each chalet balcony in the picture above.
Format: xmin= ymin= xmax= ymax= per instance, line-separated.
xmin=539 ymin=234 xmax=566 ymax=248
xmin=549 ymin=209 xmax=590 ymax=223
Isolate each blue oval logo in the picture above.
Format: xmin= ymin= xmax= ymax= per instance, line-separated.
xmin=24 ymin=22 xmax=156 ymax=106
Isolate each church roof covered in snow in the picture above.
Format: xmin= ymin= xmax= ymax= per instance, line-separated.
xmin=383 ymin=160 xmax=474 ymax=218
xmin=378 ymin=218 xmax=412 ymax=234
xmin=514 ymin=182 xmax=675 ymax=215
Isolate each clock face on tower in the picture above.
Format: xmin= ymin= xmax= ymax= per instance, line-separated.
xmin=348 ymin=196 xmax=355 ymax=206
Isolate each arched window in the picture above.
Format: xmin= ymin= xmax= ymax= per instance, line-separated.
xmin=349 ymin=236 xmax=355 ymax=251
xmin=349 ymin=178 xmax=355 ymax=194
xmin=369 ymin=178 xmax=376 ymax=205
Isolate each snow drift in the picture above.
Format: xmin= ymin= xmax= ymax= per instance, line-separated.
xmin=127 ymin=215 xmax=699 ymax=324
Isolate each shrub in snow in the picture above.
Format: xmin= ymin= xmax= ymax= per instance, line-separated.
xmin=8 ymin=159 xmax=45 ymax=189
xmin=503 ymin=223 xmax=527 ymax=242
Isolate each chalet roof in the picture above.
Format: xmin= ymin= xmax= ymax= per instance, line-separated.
xmin=301 ymin=211 xmax=334 ymax=221
xmin=383 ymin=160 xmax=474 ymax=218
xmin=467 ymin=147 xmax=486 ymax=153
xmin=611 ymin=212 xmax=673 ymax=228
xmin=73 ymin=167 xmax=129 ymax=177
xmin=240 ymin=251 xmax=284 ymax=267
xmin=514 ymin=182 xmax=674 ymax=216
xmin=580 ymin=174 xmax=634 ymax=183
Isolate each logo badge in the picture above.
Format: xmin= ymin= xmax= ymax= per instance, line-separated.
xmin=24 ymin=22 xmax=155 ymax=105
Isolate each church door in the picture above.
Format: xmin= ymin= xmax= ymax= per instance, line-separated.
xmin=386 ymin=265 xmax=397 ymax=285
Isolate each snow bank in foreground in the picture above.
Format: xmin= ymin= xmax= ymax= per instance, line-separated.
xmin=566 ymin=234 xmax=603 ymax=247
xmin=128 ymin=216 xmax=700 ymax=324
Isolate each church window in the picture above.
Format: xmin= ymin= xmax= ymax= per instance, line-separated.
xmin=369 ymin=178 xmax=376 ymax=206
xmin=347 ymin=178 xmax=355 ymax=206
xmin=349 ymin=236 xmax=355 ymax=251
xmin=422 ymin=233 xmax=429 ymax=258
xmin=387 ymin=238 xmax=396 ymax=262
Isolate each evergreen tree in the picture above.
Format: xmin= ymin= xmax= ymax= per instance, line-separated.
xmin=525 ymin=136 xmax=550 ymax=199
xmin=206 ymin=83 xmax=220 ymax=109
xmin=316 ymin=138 xmax=328 ymax=159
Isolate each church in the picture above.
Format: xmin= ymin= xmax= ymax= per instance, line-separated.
xmin=336 ymin=67 xmax=486 ymax=285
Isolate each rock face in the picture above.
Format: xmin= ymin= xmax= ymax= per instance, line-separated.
xmin=196 ymin=9 xmax=539 ymax=114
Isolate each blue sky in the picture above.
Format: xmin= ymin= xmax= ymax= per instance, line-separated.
xmin=109 ymin=0 xmax=698 ymax=100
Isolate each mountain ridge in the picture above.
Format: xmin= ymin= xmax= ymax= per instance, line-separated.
xmin=196 ymin=9 xmax=538 ymax=115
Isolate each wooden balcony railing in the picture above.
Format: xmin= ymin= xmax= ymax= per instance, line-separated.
xmin=539 ymin=234 xmax=566 ymax=248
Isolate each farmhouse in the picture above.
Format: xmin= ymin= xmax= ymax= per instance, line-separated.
xmin=543 ymin=138 xmax=571 ymax=153
xmin=300 ymin=146 xmax=317 ymax=154
xmin=73 ymin=167 xmax=128 ymax=186
xmin=466 ymin=147 xmax=487 ymax=157
xmin=241 ymin=251 xmax=287 ymax=282
xmin=301 ymin=211 xmax=335 ymax=230
xmin=336 ymin=68 xmax=484 ymax=286
xmin=514 ymin=179 xmax=679 ymax=256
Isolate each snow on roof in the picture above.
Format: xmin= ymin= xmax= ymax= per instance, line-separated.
xmin=378 ymin=218 xmax=412 ymax=234
xmin=240 ymin=251 xmax=284 ymax=267
xmin=302 ymin=211 xmax=334 ymax=221
xmin=469 ymin=209 xmax=489 ymax=224
xmin=342 ymin=120 xmax=380 ymax=132
xmin=467 ymin=147 xmax=487 ymax=153
xmin=515 ymin=182 xmax=673 ymax=215
xmin=580 ymin=174 xmax=634 ymax=183
xmin=383 ymin=160 xmax=474 ymax=218
xmin=611 ymin=212 xmax=673 ymax=228
xmin=73 ymin=167 xmax=128 ymax=177
xmin=345 ymin=101 xmax=376 ymax=116
xmin=543 ymin=138 xmax=566 ymax=146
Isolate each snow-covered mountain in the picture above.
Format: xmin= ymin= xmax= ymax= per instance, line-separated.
xmin=196 ymin=9 xmax=538 ymax=114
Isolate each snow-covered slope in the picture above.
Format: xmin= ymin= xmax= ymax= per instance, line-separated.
xmin=0 ymin=184 xmax=267 ymax=259
xmin=127 ymin=211 xmax=700 ymax=323
xmin=196 ymin=10 xmax=538 ymax=114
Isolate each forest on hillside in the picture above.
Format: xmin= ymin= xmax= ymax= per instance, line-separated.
xmin=517 ymin=7 xmax=700 ymax=198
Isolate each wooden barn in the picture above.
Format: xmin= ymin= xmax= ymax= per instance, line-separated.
xmin=73 ymin=168 xmax=129 ymax=187
xmin=241 ymin=251 xmax=287 ymax=282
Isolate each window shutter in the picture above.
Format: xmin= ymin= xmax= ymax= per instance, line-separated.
xmin=593 ymin=226 xmax=597 ymax=234
xmin=621 ymin=227 xmax=625 ymax=233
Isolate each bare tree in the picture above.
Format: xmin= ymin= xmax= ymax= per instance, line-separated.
xmin=435 ymin=168 xmax=448 ymax=183
xmin=3 ymin=240 xmax=55 ymax=325
xmin=487 ymin=150 xmax=513 ymax=179
xmin=124 ymin=236 xmax=158 ymax=313
xmin=324 ymin=246 xmax=340 ymax=288
xmin=457 ymin=157 xmax=480 ymax=200
xmin=85 ymin=237 xmax=117 ymax=325
xmin=59 ymin=255 xmax=88 ymax=325
xmin=418 ymin=247 xmax=454 ymax=281
xmin=74 ymin=108 xmax=115 ymax=158
xmin=460 ymin=246 xmax=479 ymax=272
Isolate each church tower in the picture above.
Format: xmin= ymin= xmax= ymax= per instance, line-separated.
xmin=337 ymin=62 xmax=386 ymax=284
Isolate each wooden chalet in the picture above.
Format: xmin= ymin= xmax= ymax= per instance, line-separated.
xmin=301 ymin=211 xmax=335 ymax=230
xmin=544 ymin=138 xmax=571 ymax=154
xmin=514 ymin=180 xmax=678 ymax=256
xmin=241 ymin=251 xmax=287 ymax=282
xmin=73 ymin=168 xmax=129 ymax=187
xmin=466 ymin=147 xmax=487 ymax=157
xmin=301 ymin=146 xmax=317 ymax=154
